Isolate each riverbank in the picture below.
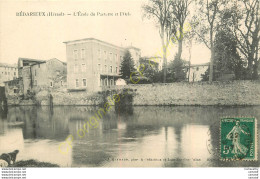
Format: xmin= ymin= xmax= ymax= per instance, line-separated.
xmin=9 ymin=160 xmax=59 ymax=167
xmin=6 ymin=80 xmax=260 ymax=106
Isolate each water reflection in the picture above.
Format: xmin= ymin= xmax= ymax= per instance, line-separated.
xmin=0 ymin=106 xmax=259 ymax=167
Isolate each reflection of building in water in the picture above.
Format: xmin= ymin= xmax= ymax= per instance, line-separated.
xmin=6 ymin=106 xmax=70 ymax=140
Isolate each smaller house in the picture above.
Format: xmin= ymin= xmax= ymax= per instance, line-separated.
xmin=6 ymin=58 xmax=67 ymax=97
xmin=141 ymin=56 xmax=162 ymax=71
xmin=30 ymin=58 xmax=67 ymax=92
xmin=186 ymin=62 xmax=209 ymax=82
xmin=0 ymin=63 xmax=18 ymax=86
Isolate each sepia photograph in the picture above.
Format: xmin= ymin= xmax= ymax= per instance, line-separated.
xmin=0 ymin=0 xmax=259 ymax=172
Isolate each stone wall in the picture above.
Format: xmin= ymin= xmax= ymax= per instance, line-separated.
xmin=35 ymin=89 xmax=102 ymax=106
xmin=130 ymin=80 xmax=260 ymax=105
xmin=6 ymin=80 xmax=260 ymax=106
xmin=108 ymin=80 xmax=260 ymax=106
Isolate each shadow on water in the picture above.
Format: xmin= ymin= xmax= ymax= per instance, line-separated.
xmin=0 ymin=105 xmax=259 ymax=167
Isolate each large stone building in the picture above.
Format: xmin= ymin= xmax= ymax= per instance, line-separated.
xmin=5 ymin=58 xmax=67 ymax=96
xmin=0 ymin=63 xmax=18 ymax=86
xmin=64 ymin=38 xmax=140 ymax=92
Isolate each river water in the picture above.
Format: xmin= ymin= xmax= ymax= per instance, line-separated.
xmin=0 ymin=106 xmax=259 ymax=167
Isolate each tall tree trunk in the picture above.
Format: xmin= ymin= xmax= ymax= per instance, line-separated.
xmin=247 ymin=55 xmax=253 ymax=79
xmin=163 ymin=46 xmax=167 ymax=83
xmin=177 ymin=40 xmax=183 ymax=60
xmin=160 ymin=26 xmax=167 ymax=83
xmin=209 ymin=48 xmax=214 ymax=82
xmin=176 ymin=26 xmax=183 ymax=60
xmin=209 ymin=29 xmax=214 ymax=82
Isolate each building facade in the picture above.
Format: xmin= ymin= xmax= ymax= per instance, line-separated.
xmin=0 ymin=63 xmax=18 ymax=86
xmin=64 ymin=38 xmax=140 ymax=92
xmin=187 ymin=63 xmax=209 ymax=82
xmin=8 ymin=58 xmax=67 ymax=95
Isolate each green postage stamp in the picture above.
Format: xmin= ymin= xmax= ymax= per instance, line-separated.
xmin=220 ymin=117 xmax=257 ymax=160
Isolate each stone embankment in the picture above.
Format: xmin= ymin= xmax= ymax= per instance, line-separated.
xmin=6 ymin=80 xmax=260 ymax=106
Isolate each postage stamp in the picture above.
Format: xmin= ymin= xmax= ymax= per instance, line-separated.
xmin=220 ymin=117 xmax=257 ymax=161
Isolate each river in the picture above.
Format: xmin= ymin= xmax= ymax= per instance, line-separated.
xmin=0 ymin=106 xmax=259 ymax=167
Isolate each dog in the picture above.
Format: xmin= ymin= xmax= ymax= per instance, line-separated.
xmin=0 ymin=159 xmax=8 ymax=167
xmin=0 ymin=150 xmax=19 ymax=166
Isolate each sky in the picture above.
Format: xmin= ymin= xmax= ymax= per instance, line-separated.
xmin=0 ymin=0 xmax=210 ymax=65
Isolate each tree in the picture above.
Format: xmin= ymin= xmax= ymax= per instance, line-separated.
xmin=214 ymin=28 xmax=246 ymax=80
xmin=143 ymin=0 xmax=174 ymax=83
xmin=119 ymin=50 xmax=136 ymax=82
xmin=228 ymin=0 xmax=260 ymax=79
xmin=171 ymin=0 xmax=192 ymax=60
xmin=194 ymin=0 xmax=225 ymax=82
xmin=167 ymin=55 xmax=188 ymax=82
xmin=138 ymin=58 xmax=159 ymax=83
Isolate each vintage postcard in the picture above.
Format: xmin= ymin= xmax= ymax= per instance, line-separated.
xmin=0 ymin=0 xmax=259 ymax=169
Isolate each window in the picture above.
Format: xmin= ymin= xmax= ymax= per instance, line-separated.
xmin=82 ymin=79 xmax=87 ymax=87
xmin=35 ymin=70 xmax=36 ymax=76
xmin=104 ymin=65 xmax=107 ymax=73
xmin=104 ymin=51 xmax=107 ymax=59
xmin=75 ymin=79 xmax=79 ymax=87
xmin=14 ymin=89 xmax=18 ymax=93
xmin=115 ymin=67 xmax=118 ymax=74
xmin=8 ymin=72 xmax=10 ymax=75
xmin=14 ymin=72 xmax=16 ymax=76
xmin=110 ymin=66 xmax=112 ymax=73
xmin=110 ymin=79 xmax=113 ymax=86
xmin=81 ymin=49 xmax=85 ymax=59
xmin=196 ymin=67 xmax=199 ymax=71
xmin=38 ymin=64 xmax=40 ymax=68
xmin=61 ymin=80 xmax=63 ymax=86
xmin=50 ymin=81 xmax=53 ymax=87
xmin=82 ymin=64 xmax=86 ymax=72
xmin=115 ymin=54 xmax=118 ymax=61
xmin=98 ymin=49 xmax=101 ymax=59
xmin=104 ymin=78 xmax=108 ymax=86
xmin=109 ymin=52 xmax=112 ymax=61
xmin=34 ymin=80 xmax=37 ymax=86
xmin=100 ymin=79 xmax=102 ymax=87
xmin=73 ymin=50 xmax=78 ymax=60
xmin=5 ymin=72 xmax=7 ymax=75
xmin=74 ymin=64 xmax=78 ymax=73
xmin=98 ymin=64 xmax=101 ymax=72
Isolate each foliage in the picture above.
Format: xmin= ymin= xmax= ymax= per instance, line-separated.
xmin=142 ymin=0 xmax=175 ymax=83
xmin=214 ymin=28 xmax=246 ymax=80
xmin=167 ymin=55 xmax=188 ymax=82
xmin=226 ymin=0 xmax=259 ymax=79
xmin=136 ymin=58 xmax=159 ymax=83
xmin=119 ymin=50 xmax=136 ymax=82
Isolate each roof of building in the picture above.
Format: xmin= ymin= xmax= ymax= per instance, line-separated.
xmin=18 ymin=57 xmax=46 ymax=63
xmin=189 ymin=62 xmax=210 ymax=67
xmin=48 ymin=58 xmax=67 ymax=65
xmin=63 ymin=37 xmax=140 ymax=51
xmin=19 ymin=57 xmax=66 ymax=66
xmin=0 ymin=63 xmax=17 ymax=68
xmin=126 ymin=46 xmax=141 ymax=51
xmin=142 ymin=56 xmax=162 ymax=59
